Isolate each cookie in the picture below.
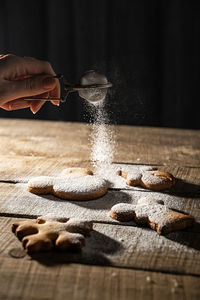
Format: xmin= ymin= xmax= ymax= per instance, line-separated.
xmin=141 ymin=170 xmax=175 ymax=191
xmin=117 ymin=169 xmax=142 ymax=186
xmin=28 ymin=169 xmax=108 ymax=200
xmin=117 ymin=166 xmax=175 ymax=191
xmin=110 ymin=198 xmax=194 ymax=234
xmin=12 ymin=215 xmax=93 ymax=253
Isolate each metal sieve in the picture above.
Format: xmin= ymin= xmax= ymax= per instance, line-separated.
xmin=23 ymin=70 xmax=112 ymax=103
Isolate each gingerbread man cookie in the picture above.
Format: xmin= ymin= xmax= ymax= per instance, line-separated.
xmin=12 ymin=215 xmax=93 ymax=253
xmin=110 ymin=198 xmax=194 ymax=234
xmin=28 ymin=168 xmax=108 ymax=200
xmin=117 ymin=166 xmax=175 ymax=191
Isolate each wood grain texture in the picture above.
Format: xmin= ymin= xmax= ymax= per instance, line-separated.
xmin=1 ymin=257 xmax=200 ymax=300
xmin=0 ymin=155 xmax=92 ymax=181
xmin=0 ymin=118 xmax=200 ymax=166
xmin=0 ymin=118 xmax=200 ymax=299
xmin=1 ymin=217 xmax=200 ymax=276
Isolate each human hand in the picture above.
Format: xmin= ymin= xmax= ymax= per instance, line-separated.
xmin=0 ymin=54 xmax=60 ymax=114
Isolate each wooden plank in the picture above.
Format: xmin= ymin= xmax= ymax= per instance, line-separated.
xmin=0 ymin=256 xmax=200 ymax=300
xmin=0 ymin=181 xmax=199 ymax=225
xmin=0 ymin=118 xmax=199 ymax=147
xmin=0 ymin=159 xmax=200 ymax=229
xmin=0 ymin=156 xmax=93 ymax=182
xmin=0 ymin=135 xmax=90 ymax=160
xmin=1 ymin=217 xmax=200 ymax=275
xmin=0 ymin=159 xmax=200 ymax=195
xmin=0 ymin=118 xmax=200 ymax=166
xmin=0 ymin=161 xmax=200 ymax=224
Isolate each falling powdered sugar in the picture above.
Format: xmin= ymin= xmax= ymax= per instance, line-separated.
xmin=88 ymin=100 xmax=115 ymax=174
xmin=82 ymin=70 xmax=115 ymax=174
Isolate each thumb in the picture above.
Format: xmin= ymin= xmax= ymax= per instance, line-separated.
xmin=5 ymin=75 xmax=56 ymax=101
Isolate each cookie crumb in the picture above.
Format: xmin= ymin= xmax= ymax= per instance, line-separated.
xmin=146 ymin=276 xmax=152 ymax=283
xmin=172 ymin=279 xmax=180 ymax=288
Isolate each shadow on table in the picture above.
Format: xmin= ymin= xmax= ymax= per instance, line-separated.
xmin=130 ymin=178 xmax=200 ymax=198
xmin=165 ymin=222 xmax=200 ymax=252
xmin=166 ymin=178 xmax=200 ymax=198
xmin=36 ymin=178 xmax=200 ymax=207
xmin=40 ymin=190 xmax=133 ymax=210
xmin=29 ymin=229 xmax=123 ymax=267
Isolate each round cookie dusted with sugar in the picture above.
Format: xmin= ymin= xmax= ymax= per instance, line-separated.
xmin=53 ymin=174 xmax=108 ymax=200
xmin=141 ymin=170 xmax=175 ymax=191
xmin=28 ymin=173 xmax=108 ymax=201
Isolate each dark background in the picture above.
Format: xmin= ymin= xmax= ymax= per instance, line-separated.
xmin=0 ymin=0 xmax=199 ymax=129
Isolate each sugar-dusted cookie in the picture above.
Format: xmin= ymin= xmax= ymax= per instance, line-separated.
xmin=117 ymin=169 xmax=142 ymax=186
xmin=117 ymin=166 xmax=175 ymax=191
xmin=12 ymin=216 xmax=93 ymax=253
xmin=28 ymin=168 xmax=108 ymax=200
xmin=110 ymin=198 xmax=194 ymax=234
xmin=141 ymin=170 xmax=175 ymax=191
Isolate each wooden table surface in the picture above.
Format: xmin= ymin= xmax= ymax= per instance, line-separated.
xmin=0 ymin=118 xmax=200 ymax=300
